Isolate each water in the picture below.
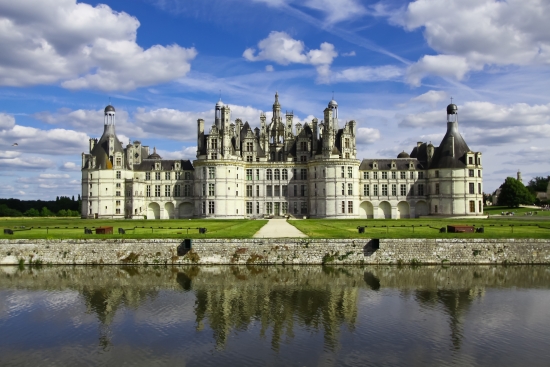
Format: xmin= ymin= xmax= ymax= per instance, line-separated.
xmin=1 ymin=265 xmax=550 ymax=366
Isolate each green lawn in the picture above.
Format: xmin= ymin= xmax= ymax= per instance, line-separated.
xmin=288 ymin=218 xmax=550 ymax=239
xmin=0 ymin=217 xmax=267 ymax=239
xmin=484 ymin=205 xmax=550 ymax=217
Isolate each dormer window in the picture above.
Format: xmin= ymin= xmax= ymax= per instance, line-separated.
xmin=373 ymin=162 xmax=378 ymax=169
xmin=155 ymin=162 xmax=160 ymax=170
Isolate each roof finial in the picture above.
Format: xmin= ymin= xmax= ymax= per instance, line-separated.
xmin=332 ymin=90 xmax=334 ymax=100
xmin=450 ymin=96 xmax=453 ymax=104
xmin=219 ymin=90 xmax=222 ymax=101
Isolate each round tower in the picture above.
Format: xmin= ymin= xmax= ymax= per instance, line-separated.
xmin=104 ymin=105 xmax=115 ymax=125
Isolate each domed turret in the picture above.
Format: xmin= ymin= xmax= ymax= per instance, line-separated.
xmin=447 ymin=103 xmax=457 ymax=115
xmin=216 ymin=100 xmax=224 ymax=108
xmin=147 ymin=147 xmax=162 ymax=160
xmin=104 ymin=105 xmax=115 ymax=113
xmin=397 ymin=151 xmax=410 ymax=158
xmin=328 ymin=99 xmax=338 ymax=108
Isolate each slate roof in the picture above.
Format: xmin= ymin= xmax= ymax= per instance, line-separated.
xmin=89 ymin=124 xmax=124 ymax=170
xmin=359 ymin=158 xmax=424 ymax=171
xmin=133 ymin=159 xmax=194 ymax=171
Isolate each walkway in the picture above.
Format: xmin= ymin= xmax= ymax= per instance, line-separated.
xmin=253 ymin=219 xmax=308 ymax=238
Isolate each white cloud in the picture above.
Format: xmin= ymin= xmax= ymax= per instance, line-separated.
xmin=400 ymin=0 xmax=550 ymax=85
xmin=0 ymin=156 xmax=55 ymax=169
xmin=0 ymin=124 xmax=88 ymax=154
xmin=304 ymin=0 xmax=366 ymax=24
xmin=410 ymin=90 xmax=448 ymax=105
xmin=243 ymin=31 xmax=337 ymax=82
xmin=341 ymin=51 xmax=356 ymax=57
xmin=39 ymin=173 xmax=70 ymax=179
xmin=60 ymin=162 xmax=80 ymax=171
xmin=331 ymin=65 xmax=403 ymax=83
xmin=158 ymin=145 xmax=197 ymax=161
xmin=0 ymin=113 xmax=15 ymax=130
xmin=265 ymin=65 xmax=274 ymax=72
xmin=356 ymin=127 xmax=381 ymax=145
xmin=0 ymin=0 xmax=197 ymax=91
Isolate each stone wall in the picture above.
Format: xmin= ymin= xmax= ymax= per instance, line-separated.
xmin=1 ymin=238 xmax=549 ymax=265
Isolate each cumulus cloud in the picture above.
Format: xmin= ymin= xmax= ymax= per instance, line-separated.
xmin=0 ymin=0 xmax=197 ymax=91
xmin=410 ymin=90 xmax=448 ymax=105
xmin=399 ymin=0 xmax=550 ymax=85
xmin=0 ymin=124 xmax=89 ymax=155
xmin=356 ymin=127 xmax=381 ymax=145
xmin=60 ymin=162 xmax=80 ymax=171
xmin=39 ymin=173 xmax=70 ymax=179
xmin=0 ymin=156 xmax=56 ymax=170
xmin=0 ymin=113 xmax=16 ymax=130
xmin=243 ymin=31 xmax=337 ymax=82
xmin=331 ymin=65 xmax=403 ymax=83
xmin=400 ymin=101 xmax=550 ymax=128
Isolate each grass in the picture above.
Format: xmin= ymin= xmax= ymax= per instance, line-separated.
xmin=0 ymin=217 xmax=267 ymax=239
xmin=484 ymin=205 xmax=550 ymax=217
xmin=288 ymin=217 xmax=550 ymax=239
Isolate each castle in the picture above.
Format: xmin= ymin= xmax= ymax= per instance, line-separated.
xmin=81 ymin=94 xmax=484 ymax=219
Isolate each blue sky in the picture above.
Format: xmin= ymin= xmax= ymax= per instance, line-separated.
xmin=0 ymin=0 xmax=549 ymax=199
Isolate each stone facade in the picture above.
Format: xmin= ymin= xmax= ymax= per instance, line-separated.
xmin=81 ymin=96 xmax=483 ymax=219
xmin=2 ymin=239 xmax=549 ymax=265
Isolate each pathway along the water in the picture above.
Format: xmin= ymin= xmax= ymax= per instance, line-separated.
xmin=253 ymin=219 xmax=307 ymax=238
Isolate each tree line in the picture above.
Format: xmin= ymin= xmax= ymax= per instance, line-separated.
xmin=0 ymin=196 xmax=81 ymax=217
xmin=496 ymin=176 xmax=549 ymax=207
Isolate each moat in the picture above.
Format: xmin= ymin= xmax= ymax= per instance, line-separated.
xmin=1 ymin=265 xmax=550 ymax=366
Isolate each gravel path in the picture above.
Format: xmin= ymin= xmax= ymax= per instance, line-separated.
xmin=253 ymin=219 xmax=308 ymax=238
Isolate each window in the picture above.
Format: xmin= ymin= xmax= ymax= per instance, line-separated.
xmin=418 ymin=172 xmax=424 ymax=179
xmin=301 ymin=202 xmax=307 ymax=214
xmin=282 ymin=202 xmax=288 ymax=214
xmin=274 ymin=185 xmax=280 ymax=196
xmin=348 ymin=201 xmax=353 ymax=214
xmin=174 ymin=185 xmax=181 ymax=197
xmin=175 ymin=172 xmax=181 ymax=179
xmin=209 ymin=167 xmax=215 ymax=179
xmin=382 ymin=172 xmax=388 ymax=179
xmin=209 ymin=201 xmax=215 ymax=214
xmin=469 ymin=200 xmax=475 ymax=213
xmin=256 ymin=185 xmax=260 ymax=197
xmin=211 ymin=139 xmax=218 ymax=150
xmin=468 ymin=157 xmax=473 ymax=165
xmin=382 ymin=184 xmax=388 ymax=196
xmin=342 ymin=183 xmax=345 ymax=195
xmin=146 ymin=172 xmax=151 ymax=180
xmin=267 ymin=169 xmax=273 ymax=180
xmin=246 ymin=185 xmax=253 ymax=197
xmin=435 ymin=183 xmax=440 ymax=195
xmin=282 ymin=185 xmax=288 ymax=196
xmin=246 ymin=142 xmax=253 ymax=152
xmin=293 ymin=185 xmax=297 ymax=196
xmin=211 ymin=153 xmax=217 ymax=159
xmin=410 ymin=185 xmax=414 ymax=196
xmin=400 ymin=171 xmax=406 ymax=179
xmin=165 ymin=172 xmax=171 ymax=180
xmin=435 ymin=170 xmax=439 ymax=178
xmin=203 ymin=167 xmax=207 ymax=178
xmin=478 ymin=183 xmax=482 ymax=194
xmin=185 ymin=172 xmax=191 ymax=180
xmin=479 ymin=201 xmax=482 ymax=212
xmin=146 ymin=185 xmax=151 ymax=197
xmin=164 ymin=185 xmax=170 ymax=196
xmin=363 ymin=184 xmax=370 ymax=196
xmin=341 ymin=201 xmax=345 ymax=213
xmin=345 ymin=152 xmax=350 ymax=159
xmin=202 ymin=184 xmax=206 ymax=196
xmin=267 ymin=202 xmax=273 ymax=214
xmin=478 ymin=170 xmax=481 ymax=177
xmin=391 ymin=171 xmax=396 ymax=179
xmin=256 ymin=202 xmax=260 ymax=214
xmin=282 ymin=169 xmax=288 ymax=180
xmin=348 ymin=167 xmax=353 ymax=178
xmin=418 ymin=184 xmax=424 ymax=196
xmin=184 ymin=185 xmax=191 ymax=196
xmin=274 ymin=169 xmax=280 ymax=180
xmin=410 ymin=171 xmax=414 ymax=179
xmin=301 ymin=185 xmax=306 ymax=197
xmin=392 ymin=184 xmax=397 ymax=196
xmin=435 ymin=205 xmax=438 ymax=213
xmin=469 ymin=182 xmax=475 ymax=194
xmin=155 ymin=172 xmax=161 ymax=180
xmin=116 ymin=208 xmax=121 ymax=214
xmin=300 ymin=141 xmax=307 ymax=151
xmin=300 ymin=169 xmax=307 ymax=180
xmin=116 ymin=183 xmax=121 ymax=188
xmin=256 ymin=169 xmax=260 ymax=180
xmin=267 ymin=185 xmax=272 ymax=196
xmin=246 ymin=169 xmax=252 ymax=180
xmin=363 ymin=172 xmax=369 ymax=179
xmin=469 ymin=169 xmax=474 ymax=177
xmin=116 ymin=171 xmax=121 ymax=179
xmin=209 ymin=183 xmax=215 ymax=196
xmin=345 ymin=138 xmax=350 ymax=149
xmin=341 ymin=166 xmax=345 ymax=178
xmin=373 ymin=184 xmax=379 ymax=196
xmin=348 ymin=183 xmax=353 ymax=195
xmin=246 ymin=202 xmax=253 ymax=214
xmin=373 ymin=172 xmax=378 ymax=179
xmin=155 ymin=185 xmax=161 ymax=197
xmin=400 ymin=184 xmax=407 ymax=196
xmin=116 ymin=200 xmax=121 ymax=206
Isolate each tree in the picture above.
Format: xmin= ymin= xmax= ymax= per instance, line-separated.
xmin=40 ymin=206 xmax=54 ymax=217
xmin=24 ymin=208 xmax=40 ymax=217
xmin=497 ymin=177 xmax=535 ymax=207
xmin=527 ymin=176 xmax=550 ymax=194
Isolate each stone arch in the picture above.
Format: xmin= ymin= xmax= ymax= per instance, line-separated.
xmin=147 ymin=202 xmax=160 ymax=220
xmin=415 ymin=200 xmax=429 ymax=217
xmin=165 ymin=202 xmax=175 ymax=219
xmin=179 ymin=202 xmax=194 ymax=218
xmin=378 ymin=201 xmax=391 ymax=219
xmin=397 ymin=201 xmax=410 ymax=219
xmin=359 ymin=201 xmax=374 ymax=219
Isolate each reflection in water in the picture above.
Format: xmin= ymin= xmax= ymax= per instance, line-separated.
xmin=1 ymin=265 xmax=550 ymax=366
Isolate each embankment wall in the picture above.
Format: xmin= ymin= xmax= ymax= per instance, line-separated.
xmin=1 ymin=238 xmax=550 ymax=265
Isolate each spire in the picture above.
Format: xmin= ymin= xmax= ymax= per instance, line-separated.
xmin=273 ymin=91 xmax=281 ymax=120
xmin=274 ymin=91 xmax=280 ymax=106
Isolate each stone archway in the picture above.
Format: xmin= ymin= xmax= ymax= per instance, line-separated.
xmin=147 ymin=202 xmax=160 ymax=220
xmin=178 ymin=202 xmax=194 ymax=218
xmin=397 ymin=201 xmax=410 ymax=219
xmin=378 ymin=201 xmax=391 ymax=219
xmin=360 ymin=201 xmax=374 ymax=219
xmin=165 ymin=202 xmax=175 ymax=219
xmin=415 ymin=200 xmax=429 ymax=217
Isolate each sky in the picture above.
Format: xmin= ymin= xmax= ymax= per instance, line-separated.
xmin=0 ymin=0 xmax=549 ymax=200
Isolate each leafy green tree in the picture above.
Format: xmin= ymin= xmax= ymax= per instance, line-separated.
xmin=57 ymin=209 xmax=68 ymax=217
xmin=497 ymin=177 xmax=535 ymax=207
xmin=0 ymin=204 xmax=22 ymax=217
xmin=24 ymin=208 xmax=40 ymax=217
xmin=40 ymin=206 xmax=54 ymax=217
xmin=527 ymin=176 xmax=550 ymax=194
